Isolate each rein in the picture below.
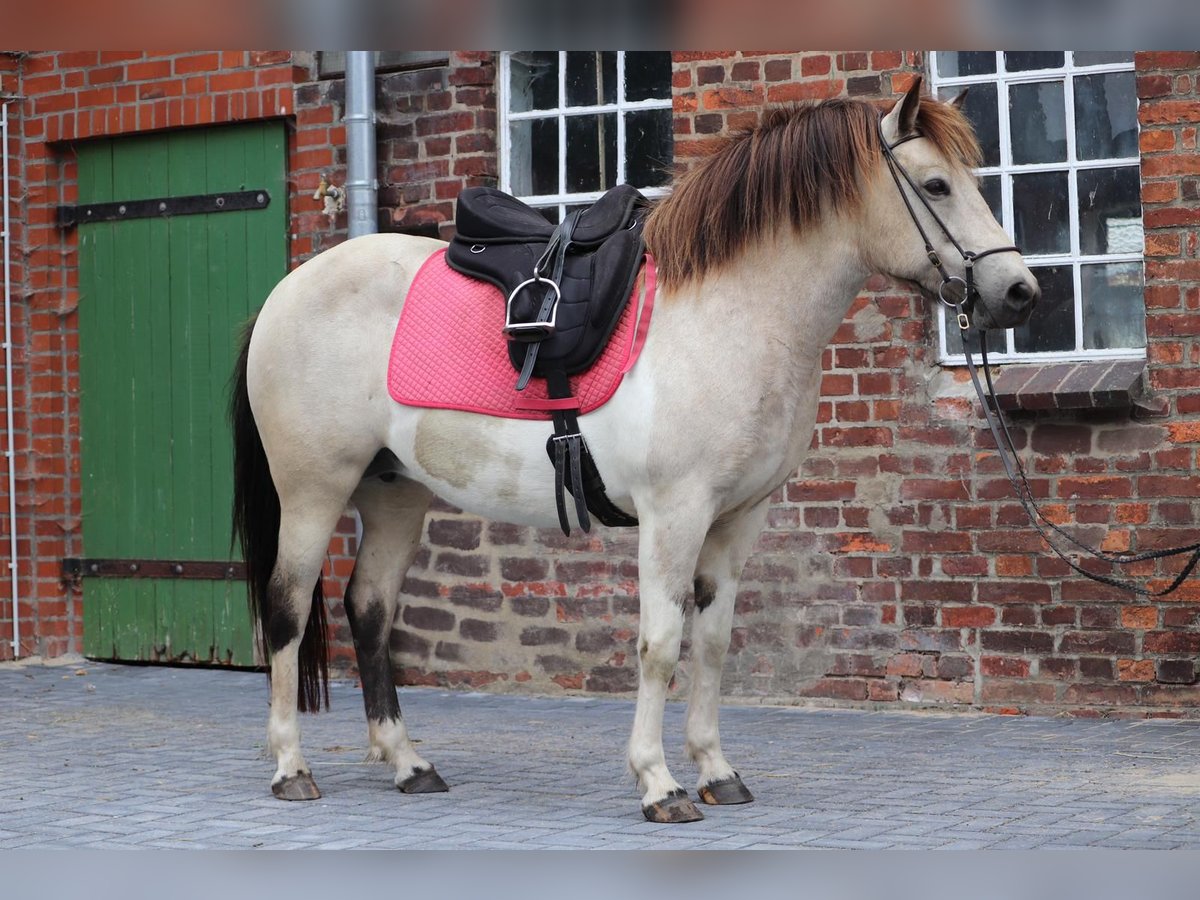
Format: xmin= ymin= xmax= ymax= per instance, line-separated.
xmin=881 ymin=121 xmax=1200 ymax=597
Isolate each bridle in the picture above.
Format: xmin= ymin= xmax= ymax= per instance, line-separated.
xmin=879 ymin=123 xmax=1020 ymax=332
xmin=880 ymin=119 xmax=1200 ymax=597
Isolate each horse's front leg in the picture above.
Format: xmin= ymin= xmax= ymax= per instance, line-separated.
xmin=686 ymin=498 xmax=770 ymax=806
xmin=630 ymin=503 xmax=712 ymax=823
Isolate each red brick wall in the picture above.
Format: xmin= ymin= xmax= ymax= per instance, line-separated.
xmin=8 ymin=49 xmax=1200 ymax=722
xmin=386 ymin=51 xmax=1200 ymax=719
xmin=1 ymin=53 xmax=28 ymax=661
xmin=0 ymin=50 xmax=499 ymax=662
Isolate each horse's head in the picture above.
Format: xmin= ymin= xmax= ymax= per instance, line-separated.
xmin=864 ymin=79 xmax=1039 ymax=331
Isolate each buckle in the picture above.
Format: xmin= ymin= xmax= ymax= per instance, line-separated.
xmin=505 ymin=275 xmax=561 ymax=338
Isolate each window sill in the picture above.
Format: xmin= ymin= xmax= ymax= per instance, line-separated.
xmin=986 ymin=359 xmax=1150 ymax=412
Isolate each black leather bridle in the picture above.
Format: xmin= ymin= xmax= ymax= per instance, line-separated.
xmin=881 ymin=121 xmax=1200 ymax=597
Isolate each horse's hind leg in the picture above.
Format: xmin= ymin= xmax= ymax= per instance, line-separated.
xmin=346 ymin=476 xmax=446 ymax=793
xmin=267 ymin=483 xmax=358 ymax=800
xmin=685 ymin=498 xmax=769 ymax=806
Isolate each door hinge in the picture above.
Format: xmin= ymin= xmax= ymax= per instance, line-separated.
xmin=62 ymin=558 xmax=247 ymax=581
xmin=57 ymin=189 xmax=270 ymax=228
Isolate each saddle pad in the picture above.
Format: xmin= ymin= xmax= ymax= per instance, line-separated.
xmin=387 ymin=249 xmax=655 ymax=420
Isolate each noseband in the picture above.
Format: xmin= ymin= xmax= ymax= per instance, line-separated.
xmin=878 ymin=118 xmax=1200 ymax=597
xmin=878 ymin=121 xmax=1020 ymax=330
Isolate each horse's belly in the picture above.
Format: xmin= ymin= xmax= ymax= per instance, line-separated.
xmin=387 ymin=406 xmax=637 ymax=530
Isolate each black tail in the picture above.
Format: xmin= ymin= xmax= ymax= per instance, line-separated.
xmin=230 ymin=316 xmax=329 ymax=712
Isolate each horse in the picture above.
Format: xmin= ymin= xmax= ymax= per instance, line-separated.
xmin=230 ymin=79 xmax=1039 ymax=823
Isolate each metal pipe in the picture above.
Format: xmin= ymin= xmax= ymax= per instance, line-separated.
xmin=344 ymin=51 xmax=378 ymax=239
xmin=2 ymin=100 xmax=19 ymax=657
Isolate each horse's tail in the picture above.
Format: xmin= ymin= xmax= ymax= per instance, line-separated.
xmin=230 ymin=315 xmax=329 ymax=712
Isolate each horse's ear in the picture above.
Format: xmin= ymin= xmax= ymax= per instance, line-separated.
xmin=948 ymin=87 xmax=969 ymax=110
xmin=881 ymin=76 xmax=923 ymax=144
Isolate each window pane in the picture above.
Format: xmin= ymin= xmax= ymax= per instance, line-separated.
xmin=1004 ymin=51 xmax=1064 ymax=72
xmin=943 ymin=307 xmax=967 ymax=355
xmin=1009 ymin=80 xmax=1067 ymax=164
xmin=978 ymin=174 xmax=1002 ymax=222
xmin=1082 ymin=262 xmax=1146 ymax=350
xmin=625 ymin=108 xmax=673 ymax=188
xmin=936 ymin=52 xmax=995 ymax=77
xmin=537 ymin=205 xmax=562 ymax=224
xmin=509 ymin=51 xmax=558 ymax=113
xmin=509 ymin=118 xmax=558 ymax=196
xmin=1013 ymin=171 xmax=1070 ymax=255
xmin=566 ymin=113 xmax=617 ymax=193
xmin=566 ymin=51 xmax=617 ymax=107
xmin=625 ymin=51 xmax=672 ymax=101
xmin=1077 ymin=166 xmax=1142 ymax=255
xmin=939 ymin=83 xmax=1000 ymax=167
xmin=1013 ymin=265 xmax=1075 ymax=352
xmin=1073 ymin=51 xmax=1134 ymax=66
xmin=1074 ymin=72 xmax=1138 ymax=160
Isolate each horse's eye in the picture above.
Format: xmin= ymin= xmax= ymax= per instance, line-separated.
xmin=923 ymin=178 xmax=950 ymax=198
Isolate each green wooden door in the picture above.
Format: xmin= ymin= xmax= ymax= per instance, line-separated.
xmin=77 ymin=121 xmax=287 ymax=665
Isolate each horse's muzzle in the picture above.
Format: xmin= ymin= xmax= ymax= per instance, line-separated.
xmin=974 ymin=276 xmax=1039 ymax=330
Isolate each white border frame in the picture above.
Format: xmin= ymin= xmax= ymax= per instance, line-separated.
xmin=498 ymin=51 xmax=674 ymax=219
xmin=930 ymin=51 xmax=1145 ymax=365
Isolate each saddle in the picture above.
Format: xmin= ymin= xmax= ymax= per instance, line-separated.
xmin=445 ymin=185 xmax=648 ymax=535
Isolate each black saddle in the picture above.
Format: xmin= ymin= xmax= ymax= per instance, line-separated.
xmin=445 ymin=185 xmax=648 ymax=536
xmin=446 ymin=185 xmax=647 ymax=384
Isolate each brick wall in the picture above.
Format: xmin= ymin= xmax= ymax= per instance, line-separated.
xmin=0 ymin=50 xmax=500 ymax=662
xmin=1 ymin=53 xmax=27 ymax=661
xmin=387 ymin=50 xmax=1200 ymax=719
xmin=7 ymin=49 xmax=1200 ymax=721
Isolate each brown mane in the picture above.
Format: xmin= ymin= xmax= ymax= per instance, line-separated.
xmin=643 ymin=95 xmax=983 ymax=292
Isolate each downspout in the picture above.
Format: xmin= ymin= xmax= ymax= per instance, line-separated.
xmin=2 ymin=100 xmax=19 ymax=657
xmin=343 ymin=52 xmax=376 ymax=552
xmin=344 ymin=51 xmax=378 ymax=239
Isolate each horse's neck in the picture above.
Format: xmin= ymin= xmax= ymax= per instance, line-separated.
xmin=676 ymin=225 xmax=869 ymax=382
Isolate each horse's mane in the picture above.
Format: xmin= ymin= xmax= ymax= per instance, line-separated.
xmin=643 ymin=95 xmax=983 ymax=292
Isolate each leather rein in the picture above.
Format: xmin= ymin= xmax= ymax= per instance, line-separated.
xmin=881 ymin=122 xmax=1200 ymax=597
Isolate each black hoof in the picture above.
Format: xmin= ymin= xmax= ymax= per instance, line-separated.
xmin=642 ymin=788 xmax=704 ymax=823
xmin=272 ymin=772 xmax=321 ymax=801
xmin=698 ymin=773 xmax=755 ymax=805
xmin=397 ymin=766 xmax=449 ymax=794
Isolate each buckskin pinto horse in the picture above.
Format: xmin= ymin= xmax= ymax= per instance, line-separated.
xmin=230 ymin=80 xmax=1039 ymax=823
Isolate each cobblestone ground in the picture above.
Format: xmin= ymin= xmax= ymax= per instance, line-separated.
xmin=4 ymin=661 xmax=1200 ymax=848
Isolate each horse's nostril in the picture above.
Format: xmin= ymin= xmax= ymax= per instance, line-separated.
xmin=1008 ymin=280 xmax=1038 ymax=308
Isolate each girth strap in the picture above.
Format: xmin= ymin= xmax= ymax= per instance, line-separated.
xmin=544 ymin=368 xmax=638 ymax=535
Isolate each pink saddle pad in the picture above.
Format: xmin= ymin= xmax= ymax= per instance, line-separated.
xmin=387 ymin=249 xmax=655 ymax=420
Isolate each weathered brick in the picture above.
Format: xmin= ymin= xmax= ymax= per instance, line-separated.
xmin=459 ymin=618 xmax=498 ymax=642
xmin=520 ymin=626 xmax=569 ymax=647
xmin=402 ymin=606 xmax=455 ymax=632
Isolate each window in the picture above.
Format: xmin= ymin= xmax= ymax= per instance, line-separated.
xmin=930 ymin=52 xmax=1144 ymax=363
xmin=499 ymin=51 xmax=674 ymax=221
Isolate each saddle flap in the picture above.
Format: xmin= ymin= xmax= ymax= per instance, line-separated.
xmin=506 ymin=227 xmax=645 ymax=374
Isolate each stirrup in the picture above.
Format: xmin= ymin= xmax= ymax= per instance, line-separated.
xmin=504 ymin=275 xmax=560 ymax=339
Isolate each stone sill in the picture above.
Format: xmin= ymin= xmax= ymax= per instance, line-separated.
xmin=984 ymin=359 xmax=1150 ymax=413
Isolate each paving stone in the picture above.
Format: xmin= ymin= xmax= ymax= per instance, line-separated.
xmin=5 ymin=661 xmax=1200 ymax=848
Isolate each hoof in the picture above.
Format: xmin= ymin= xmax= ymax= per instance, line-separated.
xmin=698 ymin=773 xmax=755 ymax=806
xmin=642 ymin=788 xmax=704 ymax=824
xmin=272 ymin=772 xmax=321 ymax=801
xmin=397 ymin=766 xmax=449 ymax=794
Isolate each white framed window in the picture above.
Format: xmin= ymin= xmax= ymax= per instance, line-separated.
xmin=930 ymin=51 xmax=1144 ymax=364
xmin=499 ymin=51 xmax=674 ymax=222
